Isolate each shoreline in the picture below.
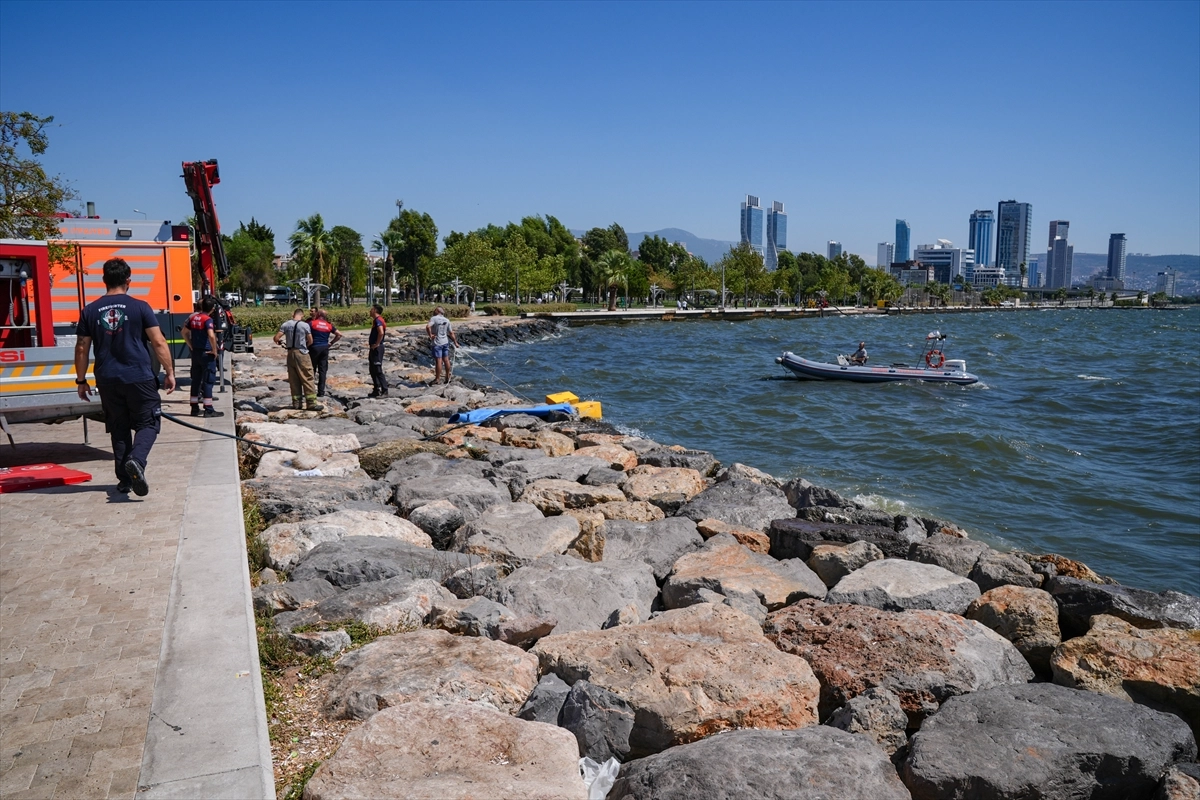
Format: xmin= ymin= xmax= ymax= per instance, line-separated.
xmin=230 ymin=314 xmax=1199 ymax=798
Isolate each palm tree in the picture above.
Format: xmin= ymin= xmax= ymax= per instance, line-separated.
xmin=596 ymin=249 xmax=629 ymax=311
xmin=371 ymin=230 xmax=400 ymax=306
xmin=289 ymin=214 xmax=330 ymax=307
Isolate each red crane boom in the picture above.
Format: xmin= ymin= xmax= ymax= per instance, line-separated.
xmin=181 ymin=159 xmax=230 ymax=299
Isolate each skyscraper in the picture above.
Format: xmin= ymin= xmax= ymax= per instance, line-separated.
xmin=740 ymin=195 xmax=763 ymax=254
xmin=1107 ymin=234 xmax=1127 ymax=282
xmin=969 ymin=210 xmax=994 ymax=267
xmin=995 ymin=200 xmax=1033 ymax=286
xmin=877 ymin=242 xmax=894 ymax=268
xmin=895 ymin=220 xmax=911 ymax=263
xmin=827 ymin=241 xmax=843 ymax=260
xmin=765 ymin=201 xmax=786 ymax=271
xmin=1157 ymin=268 xmax=1177 ymax=296
xmin=914 ymin=240 xmax=975 ymax=285
xmin=1045 ymin=220 xmax=1074 ymax=290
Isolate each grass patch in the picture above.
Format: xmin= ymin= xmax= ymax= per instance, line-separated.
xmin=480 ymin=302 xmax=576 ymax=316
xmin=234 ymin=303 xmax=469 ymax=333
xmin=282 ymin=760 xmax=322 ymax=800
xmin=242 ymin=488 xmax=271 ymax=581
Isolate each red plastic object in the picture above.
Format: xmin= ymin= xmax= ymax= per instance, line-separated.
xmin=0 ymin=463 xmax=92 ymax=493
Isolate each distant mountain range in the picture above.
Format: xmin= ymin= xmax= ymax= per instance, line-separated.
xmin=570 ymin=227 xmax=736 ymax=263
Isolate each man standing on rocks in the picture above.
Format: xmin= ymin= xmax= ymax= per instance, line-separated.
xmin=367 ymin=304 xmax=388 ymax=397
xmin=183 ymin=296 xmax=223 ymax=417
xmin=274 ymin=308 xmax=322 ymax=411
xmin=74 ymin=257 xmax=176 ymax=496
xmin=426 ymin=306 xmax=459 ymax=384
xmin=308 ymin=308 xmax=341 ymax=398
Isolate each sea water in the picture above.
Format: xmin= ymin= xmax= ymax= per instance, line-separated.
xmin=456 ymin=307 xmax=1200 ymax=595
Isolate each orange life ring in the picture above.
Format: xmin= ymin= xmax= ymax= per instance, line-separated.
xmin=925 ymin=350 xmax=945 ymax=368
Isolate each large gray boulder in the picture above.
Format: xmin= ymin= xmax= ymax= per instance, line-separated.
xmin=290 ymin=536 xmax=480 ymax=588
xmin=517 ymin=673 xmax=571 ymax=725
xmin=393 ymin=474 xmax=511 ymax=521
xmin=252 ymin=578 xmax=340 ymax=615
xmin=1044 ymin=576 xmax=1200 ymax=637
xmin=903 ymin=683 xmax=1197 ymax=800
xmin=454 ymin=502 xmax=580 ymax=568
xmin=407 ymin=499 xmax=466 ymax=550
xmin=637 ymin=447 xmax=720 ymax=476
xmin=677 ymin=479 xmax=794 ymax=533
xmin=969 ymin=550 xmax=1044 ymax=591
xmin=489 ymin=555 xmax=659 ymax=633
xmin=601 ymin=517 xmax=704 ymax=581
xmin=769 ymin=517 xmax=926 ymax=560
xmin=271 ymin=576 xmax=451 ymax=633
xmin=242 ymin=475 xmax=392 ymax=522
xmin=781 ymin=477 xmax=858 ymax=510
xmin=663 ymin=534 xmax=825 ymax=616
xmin=608 ymin=727 xmax=910 ymax=800
xmin=808 ymin=540 xmax=886 ymax=588
xmin=558 ymin=679 xmax=636 ymax=762
xmin=826 ymin=559 xmax=981 ymax=615
xmin=491 ymin=454 xmax=608 ymax=497
xmin=825 ymin=686 xmax=910 ymax=763
xmin=965 ymin=585 xmax=1062 ymax=675
xmin=258 ymin=509 xmax=431 ymax=572
xmin=908 ymin=534 xmax=991 ymax=577
xmin=303 ymin=701 xmax=587 ymax=800
xmin=765 ymin=600 xmax=1034 ymax=724
xmin=383 ymin=451 xmax=489 ymax=484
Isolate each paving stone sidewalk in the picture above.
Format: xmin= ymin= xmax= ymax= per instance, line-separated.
xmin=1 ymin=387 xmax=273 ymax=800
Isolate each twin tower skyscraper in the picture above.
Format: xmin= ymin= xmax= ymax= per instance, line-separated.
xmin=740 ymin=195 xmax=786 ymax=270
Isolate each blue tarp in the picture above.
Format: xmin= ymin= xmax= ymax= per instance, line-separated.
xmin=447 ymin=403 xmax=576 ymax=425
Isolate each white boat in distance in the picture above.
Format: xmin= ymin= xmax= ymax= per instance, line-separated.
xmin=775 ymin=331 xmax=980 ymax=385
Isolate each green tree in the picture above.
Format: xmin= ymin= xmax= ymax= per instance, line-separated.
xmin=438 ymin=233 xmax=501 ymax=300
xmin=581 ymin=223 xmax=629 ymax=301
xmin=716 ymin=243 xmax=768 ymax=306
xmin=289 ymin=213 xmax=331 ymax=306
xmin=370 ymin=230 xmax=400 ymax=305
xmin=241 ymin=217 xmax=275 ymax=246
xmin=501 ymin=232 xmax=537 ymax=303
xmin=596 ymin=249 xmax=629 ymax=311
xmin=859 ymin=267 xmax=902 ymax=305
xmin=0 ymin=112 xmax=77 ymax=241
xmin=329 ymin=225 xmax=364 ymax=305
xmin=389 ymin=209 xmax=438 ymax=304
xmin=223 ymin=223 xmax=274 ymax=298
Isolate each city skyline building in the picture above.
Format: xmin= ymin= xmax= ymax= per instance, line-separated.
xmin=765 ymin=200 xmax=786 ymax=271
xmin=996 ymin=200 xmax=1033 ymax=286
xmin=877 ymin=242 xmax=894 ymax=268
xmin=914 ymin=240 xmax=976 ymax=285
xmin=895 ymin=219 xmax=911 ymax=263
xmin=969 ymin=210 xmax=994 ymax=267
xmin=1045 ymin=219 xmax=1074 ymax=289
xmin=740 ymin=195 xmax=763 ymax=255
xmin=1107 ymin=233 xmax=1127 ymax=282
xmin=827 ymin=240 xmax=843 ymax=260
xmin=1157 ymin=268 xmax=1177 ymax=296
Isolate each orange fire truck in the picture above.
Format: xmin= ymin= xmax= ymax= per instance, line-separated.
xmin=0 ymin=160 xmax=235 ymax=444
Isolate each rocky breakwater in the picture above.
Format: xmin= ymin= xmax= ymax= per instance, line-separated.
xmin=228 ymin=319 xmax=1200 ymax=800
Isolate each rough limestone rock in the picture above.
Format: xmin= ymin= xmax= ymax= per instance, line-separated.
xmin=768 ymin=517 xmax=925 ymax=560
xmin=677 ymin=478 xmax=794 ymax=533
xmin=575 ymin=443 xmax=639 ymax=471
xmin=493 ymin=454 xmax=609 ymax=497
xmin=429 ymin=595 xmax=557 ymax=648
xmin=601 ymin=518 xmax=704 ymax=581
xmin=826 ymin=558 xmax=981 ymax=614
xmin=781 ymin=477 xmax=857 ymax=510
xmin=621 ymin=467 xmax=707 ymax=502
xmin=559 ymin=679 xmax=636 ymax=762
xmin=1045 ymin=576 xmax=1200 ymax=637
xmin=406 ymin=499 xmax=466 ymax=550
xmin=255 ymin=449 xmax=363 ymax=479
xmin=258 ymin=509 xmax=431 ymax=572
xmin=251 ymin=578 xmax=340 ymax=614
xmin=518 ymin=672 xmax=572 ymax=725
xmin=287 ymin=629 xmax=351 ymax=659
xmin=637 ymin=447 xmax=720 ymax=476
xmin=532 ymin=603 xmax=821 ymax=757
xmin=454 ymin=502 xmax=580 ymax=568
xmin=764 ymin=600 xmax=1034 ymax=724
xmin=239 ymin=420 xmax=360 ymax=453
xmin=582 ymin=466 xmax=627 ymax=487
xmin=382 ymin=451 xmax=489 ymax=484
xmin=1051 ymin=614 xmax=1200 ymax=734
xmin=242 ymin=475 xmax=392 ymax=522
xmin=714 ymin=462 xmax=782 ymax=488
xmin=966 ymin=585 xmax=1062 ymax=674
xmin=518 ymin=478 xmax=625 ymax=514
xmin=907 ymin=533 xmax=991 ymax=577
xmin=808 ymin=540 xmax=885 ymax=588
xmin=441 ymin=562 xmax=504 ymax=600
xmin=272 ymin=577 xmax=452 ymax=633
xmin=968 ymin=549 xmax=1043 ymax=591
xmin=608 ymin=726 xmax=910 ymax=800
xmin=696 ymin=518 xmax=772 ymax=554
xmin=825 ymin=686 xmax=910 ymax=761
xmin=1156 ymin=764 xmax=1200 ymax=800
xmin=323 ymin=628 xmax=539 ymax=720
xmin=303 ymin=701 xmax=587 ymax=800
xmin=563 ymin=508 xmax=605 ymax=561
xmin=393 ymin=474 xmax=511 ymax=521
xmin=356 ymin=440 xmax=449 ymax=479
xmin=593 ymin=500 xmax=665 ymax=522
xmin=490 ymin=555 xmax=659 ymax=633
xmin=502 ymin=428 xmax=575 ymax=456
xmin=663 ymin=534 xmax=825 ymax=614
xmin=290 ymin=536 xmax=479 ymax=589
xmin=902 ymin=683 xmax=1198 ymax=800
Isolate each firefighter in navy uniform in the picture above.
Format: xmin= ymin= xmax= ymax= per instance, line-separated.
xmin=183 ymin=297 xmax=223 ymax=417
xmin=307 ymin=308 xmax=341 ymax=398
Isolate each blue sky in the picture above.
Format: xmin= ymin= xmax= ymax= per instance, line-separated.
xmin=2 ymin=0 xmax=1197 ymax=258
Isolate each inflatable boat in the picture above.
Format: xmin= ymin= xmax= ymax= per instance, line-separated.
xmin=775 ymin=331 xmax=979 ymax=385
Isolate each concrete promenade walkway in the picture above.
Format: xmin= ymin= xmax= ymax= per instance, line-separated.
xmin=0 ymin=385 xmax=273 ymax=799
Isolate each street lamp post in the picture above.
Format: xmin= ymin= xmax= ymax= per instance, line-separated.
xmin=720 ymin=263 xmax=726 ymax=310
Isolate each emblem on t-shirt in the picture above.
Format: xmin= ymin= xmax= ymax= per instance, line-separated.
xmin=100 ymin=307 xmax=126 ymax=333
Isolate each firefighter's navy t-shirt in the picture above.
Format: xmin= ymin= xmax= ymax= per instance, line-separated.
xmin=185 ymin=312 xmax=214 ymax=353
xmin=76 ymin=294 xmax=159 ymax=386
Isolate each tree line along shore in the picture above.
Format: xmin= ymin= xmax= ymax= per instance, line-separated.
xmin=232 ymin=316 xmax=1198 ymax=800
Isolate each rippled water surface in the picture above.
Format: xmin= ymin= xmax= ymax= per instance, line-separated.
xmin=456 ymin=308 xmax=1200 ymax=594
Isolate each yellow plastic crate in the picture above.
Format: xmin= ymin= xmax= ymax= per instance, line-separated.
xmin=574 ymin=400 xmax=602 ymax=419
xmin=546 ymin=391 xmax=579 ymax=405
